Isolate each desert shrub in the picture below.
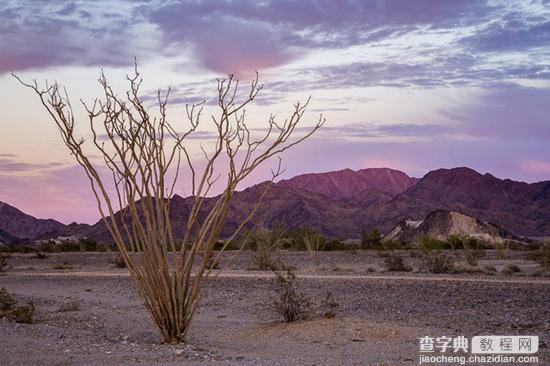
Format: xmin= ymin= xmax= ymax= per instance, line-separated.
xmin=248 ymin=228 xmax=289 ymax=270
xmin=110 ymin=254 xmax=127 ymax=268
xmin=320 ymin=290 xmax=339 ymax=319
xmin=57 ymin=240 xmax=81 ymax=252
xmin=494 ymin=240 xmax=509 ymax=259
xmin=96 ymin=243 xmax=111 ymax=252
xmin=382 ymin=253 xmax=412 ymax=272
xmin=0 ymin=253 xmax=10 ymax=273
xmin=57 ymin=300 xmax=80 ymax=312
xmin=32 ymin=252 xmax=48 ymax=259
xmin=0 ymin=287 xmax=35 ymax=324
xmin=272 ymin=269 xmax=311 ymax=322
xmin=0 ymin=287 xmax=15 ymax=311
xmin=51 ymin=261 xmax=74 ymax=270
xmin=419 ymin=250 xmax=456 ymax=273
xmin=417 ymin=235 xmax=450 ymax=251
xmin=301 ymin=229 xmax=325 ymax=260
xmin=323 ymin=239 xmax=356 ymax=251
xmin=361 ymin=229 xmax=382 ymax=249
xmin=500 ymin=263 xmax=521 ymax=275
xmin=382 ymin=240 xmax=406 ymax=251
xmin=533 ymin=242 xmax=550 ymax=272
xmin=447 ymin=235 xmax=485 ymax=266
xmin=79 ymin=238 xmax=98 ymax=251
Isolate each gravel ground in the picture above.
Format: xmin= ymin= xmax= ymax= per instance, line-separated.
xmin=0 ymin=251 xmax=548 ymax=365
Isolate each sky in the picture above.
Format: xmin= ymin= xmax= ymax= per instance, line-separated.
xmin=0 ymin=0 xmax=549 ymax=224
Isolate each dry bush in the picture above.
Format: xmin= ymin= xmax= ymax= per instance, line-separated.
xmin=500 ymin=263 xmax=521 ymax=275
xmin=109 ymin=254 xmax=127 ymax=268
xmin=0 ymin=253 xmax=10 ymax=273
xmin=382 ymin=252 xmax=412 ymax=272
xmin=448 ymin=235 xmax=485 ymax=266
xmin=534 ymin=242 xmax=550 ymax=272
xmin=15 ymin=64 xmax=323 ymax=343
xmin=32 ymin=252 xmax=48 ymax=259
xmin=320 ymin=290 xmax=339 ymax=319
xmin=419 ymin=251 xmax=456 ymax=273
xmin=301 ymin=229 xmax=325 ymax=261
xmin=0 ymin=287 xmax=35 ymax=324
xmin=57 ymin=300 xmax=80 ymax=312
xmin=272 ymin=269 xmax=311 ymax=322
xmin=51 ymin=262 xmax=74 ymax=270
xmin=250 ymin=228 xmax=289 ymax=271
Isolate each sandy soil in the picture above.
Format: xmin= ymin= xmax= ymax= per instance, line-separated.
xmin=0 ymin=251 xmax=548 ymax=365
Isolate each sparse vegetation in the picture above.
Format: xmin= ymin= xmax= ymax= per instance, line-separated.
xmin=272 ymin=269 xmax=311 ymax=322
xmin=320 ymin=290 xmax=339 ymax=319
xmin=0 ymin=253 xmax=10 ymax=273
xmin=533 ymin=242 xmax=550 ymax=272
xmin=419 ymin=250 xmax=456 ymax=273
xmin=249 ymin=228 xmax=289 ymax=270
xmin=0 ymin=287 xmax=35 ymax=324
xmin=500 ymin=263 xmax=521 ymax=275
xmin=361 ymin=229 xmax=382 ymax=249
xmin=382 ymin=252 xmax=412 ymax=272
xmin=109 ymin=254 xmax=127 ymax=268
xmin=32 ymin=252 xmax=48 ymax=259
xmin=57 ymin=300 xmax=80 ymax=312
xmin=51 ymin=261 xmax=74 ymax=270
xmin=301 ymin=229 xmax=325 ymax=260
xmin=448 ymin=235 xmax=485 ymax=266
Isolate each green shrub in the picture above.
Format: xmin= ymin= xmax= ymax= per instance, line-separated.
xmin=361 ymin=229 xmax=382 ymax=249
xmin=447 ymin=235 xmax=485 ymax=266
xmin=79 ymin=238 xmax=98 ymax=251
xmin=301 ymin=229 xmax=325 ymax=260
xmin=417 ymin=235 xmax=450 ymax=250
xmin=382 ymin=240 xmax=406 ymax=251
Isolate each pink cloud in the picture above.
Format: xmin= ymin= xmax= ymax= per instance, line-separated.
xmin=519 ymin=160 xmax=550 ymax=175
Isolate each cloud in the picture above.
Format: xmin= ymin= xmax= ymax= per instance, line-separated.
xmin=0 ymin=1 xmax=155 ymax=73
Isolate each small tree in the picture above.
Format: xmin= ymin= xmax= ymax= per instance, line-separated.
xmin=15 ymin=64 xmax=323 ymax=343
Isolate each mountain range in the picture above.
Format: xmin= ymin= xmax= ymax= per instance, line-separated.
xmin=1 ymin=166 xmax=549 ymax=244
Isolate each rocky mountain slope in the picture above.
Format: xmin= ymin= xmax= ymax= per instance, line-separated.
xmin=383 ymin=210 xmax=511 ymax=243
xmin=1 ymin=166 xmax=549 ymax=242
xmin=278 ymin=167 xmax=418 ymax=199
xmin=0 ymin=201 xmax=64 ymax=239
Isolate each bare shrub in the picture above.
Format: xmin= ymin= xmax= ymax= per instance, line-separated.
xmin=534 ymin=242 xmax=550 ymax=272
xmin=500 ymin=263 xmax=521 ymax=275
xmin=250 ymin=228 xmax=289 ymax=271
xmin=15 ymin=65 xmax=323 ymax=343
xmin=51 ymin=262 xmax=74 ymax=270
xmin=109 ymin=254 xmax=127 ymax=268
xmin=320 ymin=290 xmax=339 ymax=319
xmin=301 ymin=229 xmax=325 ymax=260
xmin=0 ymin=253 xmax=10 ymax=273
xmin=57 ymin=300 xmax=80 ymax=312
xmin=382 ymin=253 xmax=412 ymax=272
xmin=32 ymin=252 xmax=48 ymax=259
xmin=448 ymin=235 xmax=485 ymax=266
xmin=0 ymin=287 xmax=15 ymax=311
xmin=419 ymin=251 xmax=456 ymax=273
xmin=0 ymin=287 xmax=35 ymax=324
xmin=272 ymin=269 xmax=311 ymax=322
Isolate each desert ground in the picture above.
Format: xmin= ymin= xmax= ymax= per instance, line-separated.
xmin=0 ymin=250 xmax=548 ymax=365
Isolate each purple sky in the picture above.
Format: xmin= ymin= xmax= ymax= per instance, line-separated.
xmin=0 ymin=0 xmax=549 ymax=223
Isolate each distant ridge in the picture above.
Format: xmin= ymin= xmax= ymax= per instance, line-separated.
xmin=1 ymin=166 xmax=549 ymax=241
